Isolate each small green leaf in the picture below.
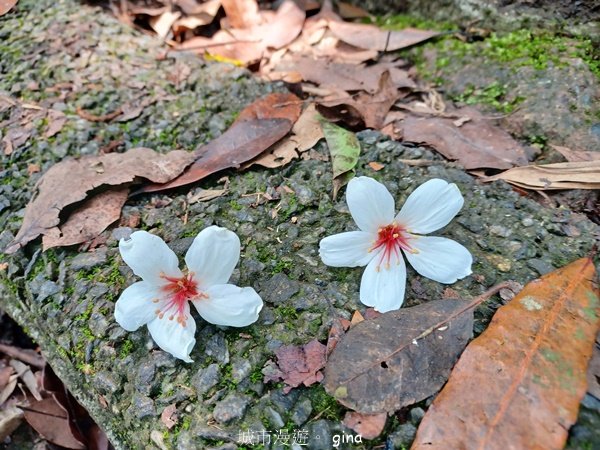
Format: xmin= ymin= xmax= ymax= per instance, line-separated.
xmin=320 ymin=120 xmax=361 ymax=198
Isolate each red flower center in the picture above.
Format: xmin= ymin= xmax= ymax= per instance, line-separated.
xmin=370 ymin=223 xmax=413 ymax=271
xmin=156 ymin=273 xmax=203 ymax=327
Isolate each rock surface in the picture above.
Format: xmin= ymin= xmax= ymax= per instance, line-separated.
xmin=1 ymin=0 xmax=599 ymax=449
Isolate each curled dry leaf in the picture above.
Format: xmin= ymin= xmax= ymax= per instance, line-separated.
xmin=482 ymin=160 xmax=600 ymax=190
xmin=24 ymin=397 xmax=86 ymax=449
xmin=412 ymin=257 xmax=600 ymax=450
xmin=402 ymin=108 xmax=529 ymax=170
xmin=5 ymin=148 xmax=194 ymax=253
xmin=0 ymin=0 xmax=18 ymax=16
xmin=550 ymin=144 xmax=600 ymax=163
xmin=42 ymin=187 xmax=129 ymax=250
xmin=266 ymin=340 xmax=327 ymax=393
xmin=161 ymin=404 xmax=178 ymax=429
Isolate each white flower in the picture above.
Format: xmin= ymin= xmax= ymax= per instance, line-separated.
xmin=114 ymin=226 xmax=263 ymax=362
xmin=319 ymin=177 xmax=472 ymax=313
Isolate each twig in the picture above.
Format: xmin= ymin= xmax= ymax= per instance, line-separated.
xmin=76 ymin=106 xmax=122 ymax=122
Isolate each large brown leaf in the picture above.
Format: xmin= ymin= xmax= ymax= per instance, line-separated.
xmin=402 ymin=109 xmax=529 ymax=170
xmin=5 ymin=148 xmax=194 ymax=254
xmin=412 ymin=257 xmax=600 ymax=450
xmin=328 ymin=21 xmax=439 ymax=52
xmin=141 ymin=93 xmax=300 ymax=193
xmin=323 ymin=299 xmax=475 ymax=413
xmin=140 ymin=118 xmax=291 ymax=193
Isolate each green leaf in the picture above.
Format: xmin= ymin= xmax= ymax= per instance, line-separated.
xmin=320 ymin=120 xmax=361 ymax=198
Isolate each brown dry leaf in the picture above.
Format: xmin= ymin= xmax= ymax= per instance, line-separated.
xmin=342 ymin=411 xmax=387 ymax=440
xmin=27 ymin=163 xmax=40 ymax=175
xmin=0 ymin=373 xmax=17 ymax=405
xmin=2 ymin=127 xmax=31 ymax=155
xmin=0 ymin=406 xmax=24 ymax=442
xmin=149 ymin=10 xmax=181 ymax=39
xmin=328 ymin=21 xmax=439 ymax=51
xmin=482 ymin=161 xmax=600 ymax=190
xmin=45 ymin=110 xmax=67 ymax=138
xmin=187 ymin=188 xmax=228 ymax=203
xmin=318 ymin=70 xmax=401 ymax=129
xmin=42 ymin=187 xmax=129 ymax=250
xmin=324 ymin=298 xmax=476 ymax=414
xmin=402 ymin=108 xmax=529 ymax=170
xmin=141 ymin=118 xmax=291 ymax=193
xmin=368 ymin=161 xmax=385 ymax=171
xmin=5 ymin=148 xmax=194 ymax=253
xmin=10 ymin=359 xmax=41 ymax=401
xmin=161 ymin=404 xmax=178 ymax=430
xmin=268 ymin=340 xmax=327 ymax=393
xmin=235 ymin=92 xmax=301 ymax=123
xmin=412 ymin=257 xmax=600 ymax=450
xmin=337 ymin=2 xmax=371 ymax=19
xmin=0 ymin=0 xmax=17 ymax=16
xmin=326 ymin=318 xmax=351 ymax=357
xmin=221 ymin=0 xmax=261 ymax=28
xmin=350 ymin=310 xmax=365 ymax=326
xmin=278 ymin=56 xmax=414 ymax=94
xmin=550 ymin=144 xmax=600 ymax=163
xmin=247 ymin=103 xmax=323 ymax=168
xmin=176 ymin=0 xmax=221 ymax=16
xmin=24 ymin=397 xmax=86 ymax=449
xmin=177 ymin=31 xmax=263 ymax=65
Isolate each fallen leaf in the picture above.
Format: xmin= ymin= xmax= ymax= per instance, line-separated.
xmin=321 ymin=119 xmax=360 ymax=198
xmin=10 ymin=359 xmax=41 ymax=401
xmin=42 ymin=187 xmax=129 ymax=250
xmin=0 ymin=0 xmax=17 ymax=16
xmin=328 ymin=21 xmax=439 ymax=51
xmin=0 ymin=374 xmax=17 ymax=405
xmin=0 ymin=406 xmax=23 ymax=442
xmin=221 ymin=0 xmax=261 ymax=28
xmin=350 ymin=310 xmax=365 ymax=326
xmin=326 ymin=318 xmax=350 ymax=357
xmin=368 ymin=161 xmax=385 ymax=171
xmin=277 ymin=56 xmax=415 ymax=94
xmin=187 ymin=188 xmax=228 ymax=203
xmin=23 ymin=397 xmax=86 ymax=449
xmin=161 ymin=404 xmax=178 ymax=429
xmin=402 ymin=108 xmax=529 ymax=170
xmin=318 ymin=70 xmax=401 ymax=129
xmin=411 ymin=257 xmax=600 ymax=450
xmin=323 ymin=299 xmax=475 ymax=413
xmin=2 ymin=127 xmax=31 ymax=155
xmin=268 ymin=340 xmax=327 ymax=393
xmin=45 ymin=110 xmax=67 ymax=138
xmin=247 ymin=103 xmax=323 ymax=168
xmin=342 ymin=411 xmax=387 ymax=440
xmin=550 ymin=144 xmax=600 ymax=163
xmin=5 ymin=148 xmax=194 ymax=253
xmin=235 ymin=92 xmax=301 ymax=123
xmin=336 ymin=2 xmax=371 ymax=19
xmin=482 ymin=161 xmax=600 ymax=190
xmin=141 ymin=93 xmax=300 ymax=193
xmin=175 ymin=0 xmax=221 ymax=16
xmin=149 ymin=10 xmax=181 ymax=39
xmin=27 ymin=163 xmax=40 ymax=175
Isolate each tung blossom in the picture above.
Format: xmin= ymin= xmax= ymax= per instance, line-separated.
xmin=319 ymin=176 xmax=472 ymax=313
xmin=114 ymin=226 xmax=263 ymax=362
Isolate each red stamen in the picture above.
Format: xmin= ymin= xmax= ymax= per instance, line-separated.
xmin=156 ymin=273 xmax=202 ymax=325
xmin=370 ymin=223 xmax=413 ymax=271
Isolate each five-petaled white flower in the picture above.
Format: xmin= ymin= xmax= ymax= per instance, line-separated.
xmin=114 ymin=226 xmax=263 ymax=362
xmin=319 ymin=176 xmax=472 ymax=313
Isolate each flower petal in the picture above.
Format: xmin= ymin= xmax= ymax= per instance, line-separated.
xmin=347 ymin=176 xmax=395 ymax=233
xmin=404 ymin=236 xmax=472 ymax=284
xmin=119 ymin=231 xmax=182 ymax=284
xmin=194 ymin=284 xmax=263 ymax=327
xmin=360 ymin=250 xmax=406 ymax=313
xmin=147 ymin=304 xmax=196 ymax=363
xmin=319 ymin=231 xmax=376 ymax=267
xmin=114 ymin=281 xmax=165 ymax=331
xmin=395 ymin=179 xmax=464 ymax=234
xmin=185 ymin=226 xmax=240 ymax=288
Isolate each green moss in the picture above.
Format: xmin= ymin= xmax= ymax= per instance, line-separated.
xmin=375 ymin=13 xmax=455 ymax=32
xmin=309 ymin=385 xmax=343 ymax=421
xmin=119 ymin=338 xmax=135 ymax=358
xmin=229 ymin=200 xmax=243 ymax=211
xmin=276 ymin=305 xmax=298 ymax=321
xmin=451 ymin=81 xmax=525 ymax=114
